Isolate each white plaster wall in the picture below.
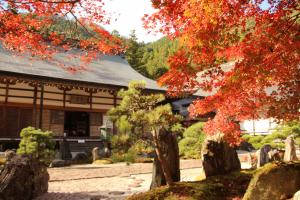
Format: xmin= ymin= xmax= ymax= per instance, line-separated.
xmin=240 ymin=118 xmax=278 ymax=135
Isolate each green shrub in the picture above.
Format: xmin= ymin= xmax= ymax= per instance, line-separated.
xmin=263 ymin=121 xmax=300 ymax=148
xmin=111 ymin=133 xmax=133 ymax=154
xmin=179 ymin=122 xmax=206 ymax=159
xmin=131 ymin=140 xmax=154 ymax=155
xmin=110 ymin=153 xmax=125 ymax=163
xmin=17 ymin=127 xmax=55 ymax=164
xmin=241 ymin=120 xmax=300 ymax=149
xmin=124 ymin=148 xmax=137 ymax=163
xmin=242 ymin=135 xmax=264 ymax=149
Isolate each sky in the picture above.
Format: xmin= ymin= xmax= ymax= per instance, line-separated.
xmin=102 ymin=0 xmax=163 ymax=43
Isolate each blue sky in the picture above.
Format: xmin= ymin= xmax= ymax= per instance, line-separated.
xmin=102 ymin=0 xmax=163 ymax=43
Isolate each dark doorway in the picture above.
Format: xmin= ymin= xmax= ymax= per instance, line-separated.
xmin=64 ymin=111 xmax=90 ymax=137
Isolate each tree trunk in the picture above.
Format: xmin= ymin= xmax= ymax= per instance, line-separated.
xmin=151 ymin=128 xmax=180 ymax=188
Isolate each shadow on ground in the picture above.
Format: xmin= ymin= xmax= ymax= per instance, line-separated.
xmin=35 ymin=191 xmax=129 ymax=200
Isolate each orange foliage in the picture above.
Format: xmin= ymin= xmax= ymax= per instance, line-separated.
xmin=0 ymin=0 xmax=123 ymax=61
xmin=147 ymin=0 xmax=300 ymax=145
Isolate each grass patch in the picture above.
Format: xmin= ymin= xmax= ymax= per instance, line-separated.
xmin=0 ymin=157 xmax=6 ymax=165
xmin=127 ymin=170 xmax=253 ymax=200
xmin=93 ymin=159 xmax=113 ymax=165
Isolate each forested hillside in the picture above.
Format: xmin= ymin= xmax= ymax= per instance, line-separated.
xmin=124 ymin=31 xmax=178 ymax=80
xmin=40 ymin=17 xmax=176 ymax=80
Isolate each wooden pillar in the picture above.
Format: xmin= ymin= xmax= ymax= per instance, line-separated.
xmin=4 ymin=82 xmax=9 ymax=103
xmin=39 ymin=84 xmax=44 ymax=129
xmin=3 ymin=82 xmax=9 ymax=135
xmin=32 ymin=86 xmax=38 ymax=127
xmin=113 ymin=92 xmax=117 ymax=134
xmin=63 ymin=89 xmax=66 ymax=108
xmin=89 ymin=91 xmax=93 ymax=110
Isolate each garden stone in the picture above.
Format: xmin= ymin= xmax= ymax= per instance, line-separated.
xmin=92 ymin=147 xmax=101 ymax=161
xmin=49 ymin=159 xmax=71 ymax=168
xmin=284 ymin=135 xmax=298 ymax=162
xmin=4 ymin=150 xmax=15 ymax=162
xmin=201 ymin=138 xmax=241 ymax=177
xmin=257 ymin=144 xmax=272 ymax=168
xmin=150 ymin=129 xmax=180 ymax=189
xmin=243 ymin=162 xmax=300 ymax=200
xmin=0 ymin=155 xmax=49 ymax=200
xmin=59 ymin=138 xmax=72 ymax=160
xmin=293 ymin=190 xmax=300 ymax=200
xmin=72 ymin=152 xmax=89 ymax=164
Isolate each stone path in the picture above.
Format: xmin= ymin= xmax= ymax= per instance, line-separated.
xmin=35 ymin=160 xmax=202 ymax=200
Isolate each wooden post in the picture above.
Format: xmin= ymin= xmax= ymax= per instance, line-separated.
xmin=39 ymin=84 xmax=44 ymax=129
xmin=63 ymin=89 xmax=66 ymax=108
xmin=33 ymin=86 xmax=38 ymax=127
xmin=113 ymin=92 xmax=117 ymax=134
xmin=3 ymin=82 xmax=9 ymax=135
xmin=4 ymin=82 xmax=9 ymax=103
xmin=89 ymin=91 xmax=93 ymax=110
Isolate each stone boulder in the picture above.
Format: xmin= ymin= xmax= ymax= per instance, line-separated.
xmin=201 ymin=138 xmax=241 ymax=177
xmin=71 ymin=152 xmax=89 ymax=164
xmin=59 ymin=138 xmax=72 ymax=160
xmin=4 ymin=150 xmax=16 ymax=162
xmin=49 ymin=159 xmax=71 ymax=168
xmin=243 ymin=162 xmax=300 ymax=200
xmin=0 ymin=155 xmax=49 ymax=200
xmin=150 ymin=129 xmax=180 ymax=189
xmin=293 ymin=190 xmax=300 ymax=200
xmin=284 ymin=135 xmax=298 ymax=162
xmin=92 ymin=147 xmax=101 ymax=162
xmin=256 ymin=144 xmax=272 ymax=168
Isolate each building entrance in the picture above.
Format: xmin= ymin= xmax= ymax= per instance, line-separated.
xmin=64 ymin=111 xmax=90 ymax=137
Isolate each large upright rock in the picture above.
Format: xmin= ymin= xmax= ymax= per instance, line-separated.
xmin=243 ymin=162 xmax=300 ymax=200
xmin=256 ymin=144 xmax=272 ymax=168
xmin=201 ymin=137 xmax=241 ymax=177
xmin=59 ymin=138 xmax=72 ymax=160
xmin=0 ymin=155 xmax=49 ymax=200
xmin=150 ymin=129 xmax=180 ymax=189
xmin=284 ymin=135 xmax=298 ymax=162
xmin=92 ymin=147 xmax=101 ymax=162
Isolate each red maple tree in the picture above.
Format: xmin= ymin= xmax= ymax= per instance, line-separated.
xmin=145 ymin=0 xmax=300 ymax=144
xmin=0 ymin=0 xmax=123 ymax=63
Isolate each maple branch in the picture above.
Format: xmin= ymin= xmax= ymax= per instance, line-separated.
xmin=10 ymin=0 xmax=80 ymax=4
xmin=69 ymin=11 xmax=98 ymax=39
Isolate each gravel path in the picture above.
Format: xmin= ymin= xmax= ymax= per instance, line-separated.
xmin=36 ymin=160 xmax=202 ymax=200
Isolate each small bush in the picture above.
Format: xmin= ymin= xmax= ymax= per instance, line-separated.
xmin=242 ymin=135 xmax=264 ymax=149
xmin=179 ymin=122 xmax=206 ymax=159
xmin=110 ymin=153 xmax=125 ymax=163
xmin=111 ymin=133 xmax=133 ymax=154
xmin=242 ymin=120 xmax=300 ymax=149
xmin=124 ymin=148 xmax=137 ymax=163
xmin=131 ymin=140 xmax=154 ymax=155
xmin=17 ymin=127 xmax=55 ymax=165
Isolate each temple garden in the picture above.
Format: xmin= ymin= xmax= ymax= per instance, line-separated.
xmin=0 ymin=82 xmax=299 ymax=200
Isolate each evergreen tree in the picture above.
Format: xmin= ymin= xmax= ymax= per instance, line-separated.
xmin=108 ymin=81 xmax=183 ymax=186
xmin=124 ymin=30 xmax=147 ymax=76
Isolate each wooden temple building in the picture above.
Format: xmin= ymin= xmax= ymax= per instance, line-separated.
xmin=0 ymin=46 xmax=165 ymax=152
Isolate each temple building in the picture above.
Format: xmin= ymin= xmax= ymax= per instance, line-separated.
xmin=0 ymin=47 xmax=164 ymax=151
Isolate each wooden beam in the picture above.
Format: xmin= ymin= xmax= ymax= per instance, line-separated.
xmin=39 ymin=84 xmax=44 ymax=129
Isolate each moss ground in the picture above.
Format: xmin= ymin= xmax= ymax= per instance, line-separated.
xmin=127 ymin=170 xmax=254 ymax=200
